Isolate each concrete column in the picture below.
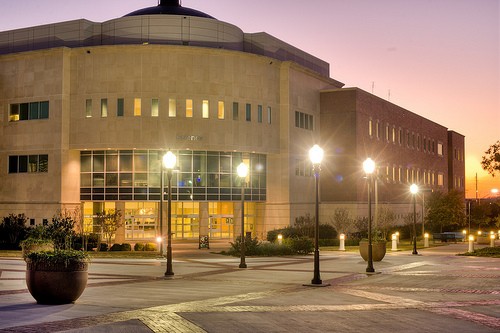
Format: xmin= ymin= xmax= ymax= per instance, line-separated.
xmin=199 ymin=202 xmax=209 ymax=238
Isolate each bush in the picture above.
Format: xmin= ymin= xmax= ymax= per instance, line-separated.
xmin=134 ymin=243 xmax=145 ymax=251
xmin=144 ymin=243 xmax=157 ymax=251
xmin=99 ymin=243 xmax=108 ymax=252
xmin=229 ymin=235 xmax=261 ymax=256
xmin=109 ymin=243 xmax=132 ymax=251
xmin=287 ymin=236 xmax=314 ymax=255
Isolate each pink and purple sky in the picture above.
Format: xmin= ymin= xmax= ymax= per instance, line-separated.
xmin=1 ymin=0 xmax=499 ymax=198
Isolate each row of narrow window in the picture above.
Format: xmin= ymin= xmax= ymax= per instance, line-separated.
xmin=368 ymin=119 xmax=446 ymax=156
xmin=9 ymin=101 xmax=49 ymax=122
xmin=8 ymin=155 xmax=48 ymax=173
xmin=295 ymin=111 xmax=314 ymax=130
xmin=86 ymin=98 xmax=272 ymax=124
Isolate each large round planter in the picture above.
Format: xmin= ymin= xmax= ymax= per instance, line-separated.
xmin=359 ymin=240 xmax=387 ymax=262
xmin=25 ymin=259 xmax=89 ymax=304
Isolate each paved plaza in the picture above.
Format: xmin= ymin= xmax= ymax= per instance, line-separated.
xmin=0 ymin=242 xmax=499 ymax=332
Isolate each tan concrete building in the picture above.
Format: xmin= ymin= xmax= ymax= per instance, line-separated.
xmin=0 ymin=1 xmax=464 ymax=243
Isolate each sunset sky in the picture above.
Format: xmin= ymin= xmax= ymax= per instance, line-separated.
xmin=1 ymin=0 xmax=499 ymax=198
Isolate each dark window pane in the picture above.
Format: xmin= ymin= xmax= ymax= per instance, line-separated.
xmin=40 ymin=101 xmax=49 ymax=119
xmin=93 ymin=155 xmax=104 ymax=172
xmin=120 ymin=155 xmax=132 ymax=171
xmin=106 ymin=155 xmax=118 ymax=171
xmin=39 ymin=155 xmax=48 ymax=172
xmin=29 ymin=102 xmax=39 ymax=120
xmin=18 ymin=155 xmax=28 ymax=173
xmin=106 ymin=173 xmax=118 ymax=186
xmin=8 ymin=156 xmax=18 ymax=173
xmin=134 ymin=154 xmax=148 ymax=172
xmin=81 ymin=155 xmax=91 ymax=172
xmin=117 ymin=98 xmax=124 ymax=116
xmin=20 ymin=103 xmax=29 ymax=120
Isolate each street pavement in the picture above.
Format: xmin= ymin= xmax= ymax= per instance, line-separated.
xmin=0 ymin=240 xmax=498 ymax=332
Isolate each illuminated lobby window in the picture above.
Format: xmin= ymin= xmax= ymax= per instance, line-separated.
xmin=134 ymin=98 xmax=141 ymax=116
xmin=151 ymin=99 xmax=159 ymax=117
xmin=202 ymin=100 xmax=209 ymax=118
xmin=218 ymin=101 xmax=225 ymax=119
xmin=169 ymin=98 xmax=176 ymax=117
xmin=186 ymin=99 xmax=193 ymax=118
xmin=101 ymin=99 xmax=108 ymax=117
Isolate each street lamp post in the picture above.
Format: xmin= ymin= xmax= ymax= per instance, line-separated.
xmin=363 ymin=158 xmax=376 ymax=273
xmin=159 ymin=156 xmax=165 ymax=257
xmin=163 ymin=151 xmax=176 ymax=276
xmin=309 ymin=144 xmax=324 ymax=285
xmin=410 ymin=184 xmax=419 ymax=255
xmin=237 ymin=162 xmax=249 ymax=269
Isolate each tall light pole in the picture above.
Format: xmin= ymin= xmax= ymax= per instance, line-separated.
xmin=237 ymin=162 xmax=249 ymax=269
xmin=159 ymin=153 xmax=165 ymax=257
xmin=163 ymin=151 xmax=176 ymax=276
xmin=410 ymin=183 xmax=419 ymax=255
xmin=363 ymin=158 xmax=376 ymax=273
xmin=309 ymin=144 xmax=324 ymax=285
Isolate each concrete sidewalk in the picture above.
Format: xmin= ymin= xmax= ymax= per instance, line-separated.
xmin=0 ymin=242 xmax=499 ymax=332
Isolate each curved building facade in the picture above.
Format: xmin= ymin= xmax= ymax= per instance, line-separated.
xmin=0 ymin=1 xmax=464 ymax=243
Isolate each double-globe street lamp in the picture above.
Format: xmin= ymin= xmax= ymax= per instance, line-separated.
xmin=410 ymin=183 xmax=419 ymax=255
xmin=363 ymin=158 xmax=376 ymax=273
xmin=237 ymin=162 xmax=249 ymax=269
xmin=309 ymin=144 xmax=324 ymax=285
xmin=160 ymin=151 xmax=176 ymax=277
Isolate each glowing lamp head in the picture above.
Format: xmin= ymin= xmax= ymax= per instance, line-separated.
xmin=163 ymin=151 xmax=176 ymax=169
xmin=156 ymin=236 xmax=162 ymax=243
xmin=469 ymin=235 xmax=474 ymax=241
xmin=410 ymin=184 xmax=418 ymax=194
xmin=424 ymin=233 xmax=429 ymax=239
xmin=491 ymin=234 xmax=496 ymax=240
xmin=237 ymin=162 xmax=249 ymax=178
xmin=309 ymin=145 xmax=324 ymax=165
xmin=363 ymin=158 xmax=375 ymax=175
xmin=391 ymin=234 xmax=396 ymax=240
xmin=277 ymin=234 xmax=283 ymax=241
xmin=340 ymin=233 xmax=345 ymax=240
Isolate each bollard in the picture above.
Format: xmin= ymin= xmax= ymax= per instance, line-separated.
xmin=468 ymin=235 xmax=474 ymax=252
xmin=395 ymin=231 xmax=400 ymax=244
xmin=339 ymin=234 xmax=345 ymax=251
xmin=491 ymin=234 xmax=496 ymax=247
xmin=391 ymin=234 xmax=398 ymax=251
xmin=424 ymin=233 xmax=429 ymax=248
xmin=277 ymin=234 xmax=283 ymax=245
xmin=462 ymin=229 xmax=467 ymax=242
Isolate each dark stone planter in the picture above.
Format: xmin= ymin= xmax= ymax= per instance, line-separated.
xmin=25 ymin=259 xmax=89 ymax=304
xmin=359 ymin=240 xmax=387 ymax=262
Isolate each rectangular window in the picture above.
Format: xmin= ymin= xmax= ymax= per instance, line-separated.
xmin=9 ymin=104 xmax=19 ymax=121
xmin=202 ymin=100 xmax=209 ymax=118
xmin=134 ymin=98 xmax=141 ymax=116
xmin=368 ymin=120 xmax=372 ymax=136
xmin=117 ymin=98 xmax=124 ymax=117
xmin=267 ymin=106 xmax=272 ymax=124
xmin=86 ymin=99 xmax=92 ymax=118
xmin=245 ymin=103 xmax=251 ymax=121
xmin=8 ymin=154 xmax=48 ymax=173
xmin=9 ymin=101 xmax=49 ymax=121
xmin=218 ymin=101 xmax=225 ymax=119
xmin=232 ymin=102 xmax=239 ymax=120
xmin=437 ymin=143 xmax=443 ymax=156
xmin=385 ymin=124 xmax=389 ymax=141
xmin=151 ymin=99 xmax=159 ymax=117
xmin=101 ymin=99 xmax=108 ymax=117
xmin=392 ymin=128 xmax=396 ymax=143
xmin=169 ymin=98 xmax=176 ymax=117
xmin=29 ymin=102 xmax=39 ymax=120
xmin=376 ymin=122 xmax=380 ymax=139
xmin=186 ymin=99 xmax=193 ymax=118
xmin=257 ymin=105 xmax=263 ymax=123
xmin=437 ymin=173 xmax=444 ymax=186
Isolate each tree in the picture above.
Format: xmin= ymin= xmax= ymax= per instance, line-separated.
xmin=330 ymin=208 xmax=353 ymax=236
xmin=425 ymin=190 xmax=466 ymax=232
xmin=95 ymin=209 xmax=123 ymax=248
xmin=47 ymin=212 xmax=76 ymax=251
xmin=0 ymin=213 xmax=29 ymax=248
xmin=375 ymin=207 xmax=397 ymax=240
xmin=481 ymin=140 xmax=500 ymax=177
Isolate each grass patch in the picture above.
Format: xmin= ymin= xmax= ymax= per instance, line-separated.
xmin=458 ymin=246 xmax=500 ymax=258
